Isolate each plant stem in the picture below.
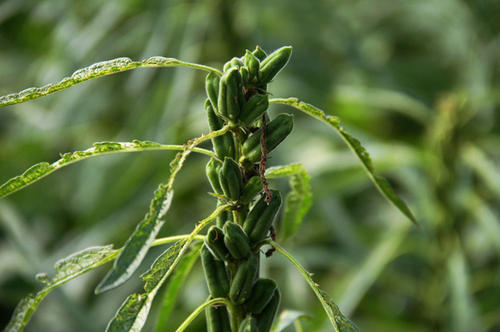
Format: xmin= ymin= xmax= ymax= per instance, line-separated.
xmin=175 ymin=297 xmax=230 ymax=332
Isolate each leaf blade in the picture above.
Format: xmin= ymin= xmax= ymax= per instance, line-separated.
xmin=0 ymin=141 xmax=214 ymax=199
xmin=270 ymin=97 xmax=417 ymax=225
xmin=0 ymin=57 xmax=221 ymax=107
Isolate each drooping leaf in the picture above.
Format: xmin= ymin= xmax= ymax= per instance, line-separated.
xmin=271 ymin=310 xmax=310 ymax=332
xmin=0 ymin=141 xmax=214 ymax=199
xmin=95 ymin=187 xmax=174 ymax=293
xmin=0 ymin=57 xmax=221 ymax=107
xmin=268 ymin=240 xmax=358 ymax=332
xmin=270 ymin=97 xmax=417 ymax=224
xmin=154 ymin=242 xmax=202 ymax=332
xmin=266 ymin=164 xmax=312 ymax=240
xmin=5 ymin=245 xmax=117 ymax=332
xmin=105 ymin=204 xmax=229 ymax=332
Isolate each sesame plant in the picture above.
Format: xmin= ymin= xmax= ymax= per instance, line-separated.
xmin=1 ymin=46 xmax=415 ymax=332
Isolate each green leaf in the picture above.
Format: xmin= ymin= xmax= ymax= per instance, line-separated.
xmin=105 ymin=204 xmax=229 ymax=332
xmin=95 ymin=186 xmax=174 ymax=293
xmin=266 ymin=164 xmax=312 ymax=240
xmin=0 ymin=57 xmax=221 ymax=107
xmin=5 ymin=245 xmax=117 ymax=332
xmin=271 ymin=310 xmax=310 ymax=332
xmin=268 ymin=240 xmax=358 ymax=332
xmin=0 ymin=141 xmax=214 ymax=199
xmin=270 ymin=97 xmax=417 ymax=225
xmin=154 ymin=243 xmax=202 ymax=332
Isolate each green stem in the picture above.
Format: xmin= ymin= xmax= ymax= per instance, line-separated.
xmin=175 ymin=297 xmax=232 ymax=332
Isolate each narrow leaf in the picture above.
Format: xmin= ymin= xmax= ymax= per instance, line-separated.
xmin=268 ymin=240 xmax=358 ymax=332
xmin=0 ymin=141 xmax=214 ymax=199
xmin=0 ymin=57 xmax=221 ymax=107
xmin=266 ymin=164 xmax=312 ymax=240
xmin=5 ymin=245 xmax=117 ymax=332
xmin=105 ymin=204 xmax=229 ymax=332
xmin=95 ymin=186 xmax=174 ymax=293
xmin=270 ymin=97 xmax=417 ymax=224
xmin=154 ymin=243 xmax=202 ymax=332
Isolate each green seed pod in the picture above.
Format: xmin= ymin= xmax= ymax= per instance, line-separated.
xmin=245 ymin=278 xmax=278 ymax=314
xmin=255 ymin=288 xmax=281 ymax=332
xmin=223 ymin=222 xmax=251 ymax=260
xmin=201 ymin=245 xmax=230 ymax=298
xmin=205 ymin=72 xmax=220 ymax=110
xmin=252 ymin=46 xmax=267 ymax=61
xmin=219 ymin=157 xmax=243 ymax=201
xmin=239 ymin=315 xmax=259 ymax=332
xmin=259 ymin=46 xmax=292 ymax=84
xmin=240 ymin=176 xmax=263 ymax=204
xmin=244 ymin=50 xmax=260 ymax=80
xmin=243 ymin=190 xmax=282 ymax=243
xmin=206 ymin=158 xmax=223 ymax=195
xmin=218 ymin=68 xmax=243 ymax=121
xmin=240 ymin=66 xmax=250 ymax=85
xmin=223 ymin=57 xmax=244 ymax=72
xmin=241 ymin=113 xmax=294 ymax=164
xmin=239 ymin=94 xmax=269 ymax=126
xmin=229 ymin=254 xmax=259 ymax=304
xmin=206 ymin=304 xmax=232 ymax=332
xmin=205 ymin=100 xmax=235 ymax=159
xmin=205 ymin=226 xmax=231 ymax=261
xmin=216 ymin=205 xmax=233 ymax=228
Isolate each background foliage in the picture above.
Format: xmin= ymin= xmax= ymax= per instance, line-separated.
xmin=1 ymin=0 xmax=499 ymax=331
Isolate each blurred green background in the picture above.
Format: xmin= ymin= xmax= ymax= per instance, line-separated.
xmin=1 ymin=0 xmax=499 ymax=331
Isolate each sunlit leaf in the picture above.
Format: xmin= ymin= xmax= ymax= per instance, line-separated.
xmin=270 ymin=97 xmax=417 ymax=225
xmin=269 ymin=241 xmax=358 ymax=332
xmin=271 ymin=310 xmax=310 ymax=332
xmin=266 ymin=164 xmax=312 ymax=240
xmin=95 ymin=187 xmax=174 ymax=293
xmin=0 ymin=57 xmax=221 ymax=107
xmin=0 ymin=141 xmax=214 ymax=199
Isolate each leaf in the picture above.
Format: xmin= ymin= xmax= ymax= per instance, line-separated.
xmin=105 ymin=204 xmax=229 ymax=332
xmin=154 ymin=243 xmax=202 ymax=332
xmin=271 ymin=310 xmax=310 ymax=332
xmin=270 ymin=97 xmax=417 ymax=225
xmin=0 ymin=57 xmax=221 ymax=107
xmin=266 ymin=164 xmax=312 ymax=240
xmin=95 ymin=186 xmax=174 ymax=293
xmin=268 ymin=240 xmax=358 ymax=332
xmin=0 ymin=141 xmax=214 ymax=199
xmin=4 ymin=245 xmax=117 ymax=332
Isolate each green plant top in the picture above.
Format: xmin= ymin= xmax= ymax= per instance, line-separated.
xmin=1 ymin=45 xmax=415 ymax=332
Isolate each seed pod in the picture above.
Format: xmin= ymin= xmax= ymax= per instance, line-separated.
xmin=240 ymin=176 xmax=263 ymax=204
xmin=229 ymin=254 xmax=259 ymax=304
xmin=206 ymin=304 xmax=232 ymax=332
xmin=201 ymin=245 xmax=230 ymax=298
xmin=241 ymin=113 xmax=294 ymax=164
xmin=206 ymin=158 xmax=223 ymax=195
xmin=240 ymin=66 xmax=250 ymax=85
xmin=259 ymin=46 xmax=292 ymax=84
xmin=239 ymin=315 xmax=259 ymax=332
xmin=245 ymin=278 xmax=278 ymax=314
xmin=243 ymin=190 xmax=282 ymax=243
xmin=252 ymin=46 xmax=267 ymax=61
xmin=216 ymin=204 xmax=233 ymax=228
xmin=244 ymin=50 xmax=260 ymax=80
xmin=255 ymin=288 xmax=281 ymax=332
xmin=219 ymin=157 xmax=243 ymax=201
xmin=223 ymin=57 xmax=244 ymax=72
xmin=218 ymin=68 xmax=243 ymax=121
xmin=223 ymin=222 xmax=251 ymax=260
xmin=205 ymin=226 xmax=231 ymax=261
xmin=205 ymin=72 xmax=220 ymax=110
xmin=205 ymin=100 xmax=235 ymax=159
xmin=239 ymin=94 xmax=269 ymax=126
